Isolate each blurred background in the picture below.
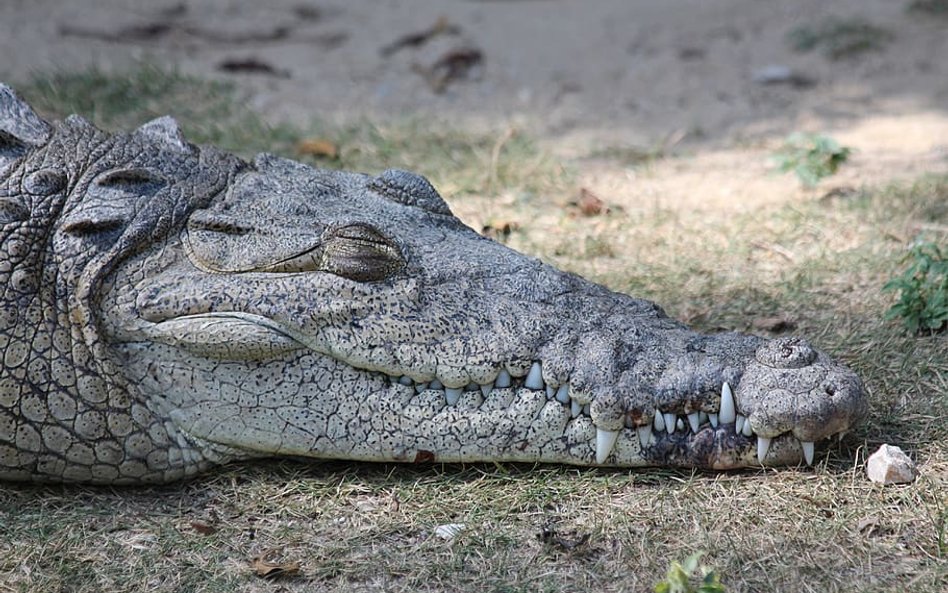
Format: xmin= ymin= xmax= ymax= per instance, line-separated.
xmin=3 ymin=0 xmax=947 ymax=151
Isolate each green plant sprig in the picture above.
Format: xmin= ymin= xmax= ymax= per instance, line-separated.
xmin=883 ymin=240 xmax=948 ymax=333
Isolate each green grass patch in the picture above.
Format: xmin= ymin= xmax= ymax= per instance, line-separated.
xmin=20 ymin=64 xmax=302 ymax=157
xmin=787 ymin=18 xmax=894 ymax=59
xmin=18 ymin=65 xmax=568 ymax=199
xmin=884 ymin=240 xmax=948 ymax=333
xmin=772 ymin=132 xmax=852 ymax=187
xmin=908 ymin=0 xmax=948 ymax=16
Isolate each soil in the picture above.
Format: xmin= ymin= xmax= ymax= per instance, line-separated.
xmin=2 ymin=0 xmax=947 ymax=214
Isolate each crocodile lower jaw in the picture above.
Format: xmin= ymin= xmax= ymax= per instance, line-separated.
xmin=385 ymin=369 xmax=827 ymax=468
xmin=138 ymin=315 xmax=839 ymax=469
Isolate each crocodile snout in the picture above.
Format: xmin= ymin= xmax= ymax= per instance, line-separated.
xmin=736 ymin=337 xmax=868 ymax=461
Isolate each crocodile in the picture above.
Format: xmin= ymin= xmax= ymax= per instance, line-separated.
xmin=0 ymin=84 xmax=867 ymax=484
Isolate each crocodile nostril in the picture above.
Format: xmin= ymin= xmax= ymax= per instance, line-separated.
xmin=755 ymin=336 xmax=817 ymax=369
xmin=825 ymin=384 xmax=837 ymax=396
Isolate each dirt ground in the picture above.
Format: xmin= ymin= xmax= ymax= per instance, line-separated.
xmin=2 ymin=0 xmax=947 ymax=216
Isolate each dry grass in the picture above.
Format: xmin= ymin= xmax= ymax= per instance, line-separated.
xmin=1 ymin=69 xmax=946 ymax=593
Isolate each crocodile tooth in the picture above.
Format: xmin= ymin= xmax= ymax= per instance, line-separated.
xmin=525 ymin=362 xmax=544 ymax=390
xmin=495 ymin=369 xmax=512 ymax=388
xmin=637 ymin=425 xmax=653 ymax=448
xmin=741 ymin=417 xmax=753 ymax=437
xmin=653 ymin=412 xmax=666 ymax=432
xmin=582 ymin=403 xmax=591 ymax=416
xmin=555 ymin=384 xmax=570 ymax=404
xmin=415 ymin=382 xmax=428 ymax=393
xmin=596 ymin=428 xmax=620 ymax=464
xmin=699 ymin=411 xmax=708 ymax=426
xmin=801 ymin=441 xmax=815 ymax=466
xmin=546 ymin=385 xmax=556 ymax=399
xmin=676 ymin=418 xmax=685 ymax=432
xmin=664 ymin=413 xmax=676 ymax=434
xmin=687 ymin=412 xmax=700 ymax=433
xmin=571 ymin=399 xmax=582 ymax=418
xmin=445 ymin=387 xmax=462 ymax=406
xmin=480 ymin=382 xmax=493 ymax=397
xmin=708 ymin=413 xmax=719 ymax=428
xmin=757 ymin=436 xmax=772 ymax=464
xmin=719 ymin=382 xmax=736 ymax=424
xmin=430 ymin=379 xmax=444 ymax=391
xmin=398 ymin=376 xmax=413 ymax=386
xmin=735 ymin=414 xmax=745 ymax=434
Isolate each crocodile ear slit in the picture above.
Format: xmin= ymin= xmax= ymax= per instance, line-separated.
xmin=368 ymin=169 xmax=453 ymax=216
xmin=134 ymin=116 xmax=191 ymax=153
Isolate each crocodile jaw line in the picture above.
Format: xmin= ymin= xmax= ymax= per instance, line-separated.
xmin=136 ymin=312 xmax=835 ymax=469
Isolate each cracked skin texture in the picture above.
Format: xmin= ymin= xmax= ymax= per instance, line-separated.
xmin=0 ymin=84 xmax=867 ymax=484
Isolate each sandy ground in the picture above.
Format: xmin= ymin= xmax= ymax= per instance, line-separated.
xmin=1 ymin=0 xmax=947 ymax=213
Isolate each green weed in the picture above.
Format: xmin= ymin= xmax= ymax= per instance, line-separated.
xmin=772 ymin=133 xmax=851 ymax=187
xmin=908 ymin=0 xmax=948 ymax=16
xmin=787 ymin=19 xmax=893 ymax=59
xmin=654 ymin=553 xmax=726 ymax=593
xmin=883 ymin=240 xmax=948 ymax=333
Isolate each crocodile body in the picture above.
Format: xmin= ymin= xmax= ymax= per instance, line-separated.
xmin=0 ymin=85 xmax=867 ymax=484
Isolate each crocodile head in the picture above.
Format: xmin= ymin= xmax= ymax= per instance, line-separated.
xmin=0 ymin=85 xmax=867 ymax=483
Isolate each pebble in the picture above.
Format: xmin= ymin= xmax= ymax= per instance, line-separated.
xmin=433 ymin=523 xmax=466 ymax=540
xmin=866 ymin=444 xmax=918 ymax=484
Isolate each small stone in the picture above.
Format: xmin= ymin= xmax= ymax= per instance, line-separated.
xmin=751 ymin=65 xmax=816 ymax=88
xmin=752 ymin=65 xmax=794 ymax=83
xmin=433 ymin=523 xmax=465 ymax=540
xmin=866 ymin=444 xmax=918 ymax=484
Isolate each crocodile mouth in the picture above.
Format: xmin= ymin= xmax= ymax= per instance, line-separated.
xmin=140 ymin=313 xmax=845 ymax=469
xmin=381 ymin=371 xmax=827 ymax=468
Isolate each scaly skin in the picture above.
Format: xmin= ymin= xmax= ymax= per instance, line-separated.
xmin=0 ymin=84 xmax=867 ymax=484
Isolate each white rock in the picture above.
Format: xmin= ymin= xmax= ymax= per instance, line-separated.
xmin=433 ymin=523 xmax=466 ymax=540
xmin=752 ymin=65 xmax=793 ymax=83
xmin=866 ymin=444 xmax=918 ymax=484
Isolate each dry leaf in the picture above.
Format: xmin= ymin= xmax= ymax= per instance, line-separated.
xmin=218 ymin=58 xmax=290 ymax=78
xmin=190 ymin=520 xmax=217 ymax=535
xmin=251 ymin=554 xmax=301 ymax=578
xmin=481 ymin=220 xmax=520 ymax=241
xmin=538 ymin=525 xmax=590 ymax=551
xmin=380 ymin=16 xmax=461 ymax=56
xmin=414 ymin=48 xmax=484 ymax=93
xmin=296 ymin=139 xmax=340 ymax=159
xmin=571 ymin=188 xmax=610 ymax=217
xmin=751 ymin=316 xmax=797 ymax=333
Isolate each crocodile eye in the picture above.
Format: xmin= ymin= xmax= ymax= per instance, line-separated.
xmin=320 ymin=223 xmax=404 ymax=282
